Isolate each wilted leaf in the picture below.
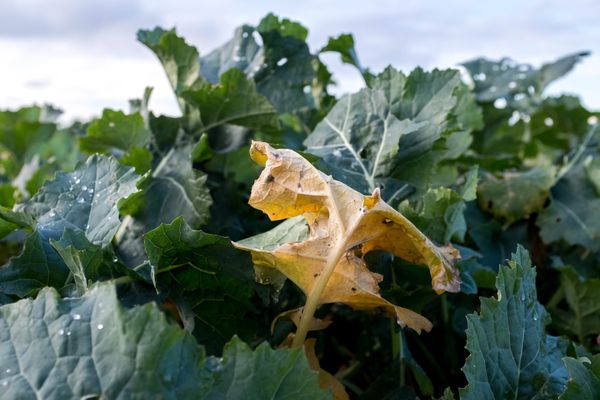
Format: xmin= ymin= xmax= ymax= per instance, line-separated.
xmin=460 ymin=246 xmax=569 ymax=400
xmin=235 ymin=142 xmax=460 ymax=333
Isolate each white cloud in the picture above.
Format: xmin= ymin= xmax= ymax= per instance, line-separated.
xmin=0 ymin=0 xmax=598 ymax=123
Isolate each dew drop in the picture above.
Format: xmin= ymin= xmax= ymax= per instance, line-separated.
xmin=1 ymin=381 xmax=7 ymax=387
xmin=242 ymin=31 xmax=249 ymax=38
xmin=76 ymin=197 xmax=85 ymax=204
xmin=489 ymin=85 xmax=497 ymax=92
xmin=520 ymin=294 xmax=526 ymax=301
xmin=97 ymin=324 xmax=104 ymax=330
xmin=85 ymin=224 xmax=89 ymax=230
xmin=303 ymin=85 xmax=311 ymax=94
xmin=533 ymin=314 xmax=539 ymax=321
xmin=276 ymin=57 xmax=288 ymax=67
xmin=5 ymin=369 xmax=10 ymax=374
xmin=108 ymin=122 xmax=115 ymax=128
xmin=72 ymin=313 xmax=81 ymax=320
xmin=508 ymin=81 xmax=517 ymax=89
xmin=49 ymin=210 xmax=56 ymax=217
xmin=588 ymin=116 xmax=598 ymax=125
xmin=232 ymin=55 xmax=242 ymax=62
xmin=332 ymin=149 xmax=342 ymax=157
xmin=87 ymin=188 xmax=94 ymax=194
xmin=58 ymin=329 xmax=65 ymax=335
xmin=521 ymin=113 xmax=531 ymax=123
xmin=494 ymin=98 xmax=507 ymax=109
xmin=544 ymin=117 xmax=554 ymax=127
xmin=527 ymin=86 xmax=536 ymax=94
xmin=66 ymin=331 xmax=71 ymax=336
xmin=75 ymin=178 xmax=81 ymax=184
xmin=113 ymin=256 xmax=118 ymax=262
xmin=473 ymin=72 xmax=486 ymax=81
xmin=514 ymin=93 xmax=526 ymax=101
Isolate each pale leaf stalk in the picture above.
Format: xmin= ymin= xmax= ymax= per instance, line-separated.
xmin=292 ymin=219 xmax=360 ymax=348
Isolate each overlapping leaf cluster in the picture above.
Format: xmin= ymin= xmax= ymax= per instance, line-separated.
xmin=1 ymin=12 xmax=599 ymax=399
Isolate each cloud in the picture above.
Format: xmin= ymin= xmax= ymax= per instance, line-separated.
xmin=0 ymin=0 xmax=598 ymax=121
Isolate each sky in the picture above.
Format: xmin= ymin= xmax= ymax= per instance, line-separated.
xmin=1 ymin=0 xmax=599 ymax=122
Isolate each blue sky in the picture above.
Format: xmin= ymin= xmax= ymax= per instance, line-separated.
xmin=1 ymin=0 xmax=599 ymax=121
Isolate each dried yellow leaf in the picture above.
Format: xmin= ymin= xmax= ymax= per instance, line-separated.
xmin=235 ymin=141 xmax=460 ymax=335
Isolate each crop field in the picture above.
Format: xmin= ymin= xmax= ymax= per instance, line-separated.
xmin=0 ymin=13 xmax=599 ymax=399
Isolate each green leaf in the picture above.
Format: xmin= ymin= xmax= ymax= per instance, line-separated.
xmin=121 ymin=146 xmax=153 ymax=174
xmin=460 ymin=246 xmax=569 ymax=400
xmin=0 ymin=283 xmax=327 ymax=398
xmin=537 ymin=159 xmax=600 ymax=251
xmin=550 ymin=266 xmax=600 ymax=343
xmin=0 ymin=106 xmax=56 ymax=167
xmin=477 ymin=166 xmax=556 ymax=224
xmin=399 ymin=166 xmax=478 ymax=243
xmin=25 ymin=154 xmax=140 ymax=248
xmin=0 ymin=231 xmax=68 ymax=297
xmin=559 ymin=356 xmax=600 ymax=400
xmin=80 ymin=109 xmax=151 ymax=153
xmin=304 ymin=66 xmax=478 ymax=195
xmin=0 ymin=283 xmax=207 ymax=398
xmin=181 ymin=68 xmax=279 ymax=133
xmin=200 ymin=14 xmax=316 ymax=114
xmin=137 ymin=27 xmax=199 ymax=99
xmin=144 ymin=217 xmax=258 ymax=354
xmin=202 ymin=337 xmax=330 ymax=399
xmin=130 ymin=144 xmax=212 ymax=230
xmin=320 ymin=33 xmax=371 ymax=80
xmin=0 ymin=156 xmax=140 ymax=297
xmin=462 ymin=52 xmax=589 ymax=103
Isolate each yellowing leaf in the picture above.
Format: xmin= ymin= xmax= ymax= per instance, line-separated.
xmin=235 ymin=141 xmax=460 ymax=334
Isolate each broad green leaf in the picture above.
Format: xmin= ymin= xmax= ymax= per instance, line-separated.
xmin=130 ymin=144 xmax=212 ymax=230
xmin=460 ymin=246 xmax=569 ymax=400
xmin=0 ymin=156 xmax=140 ymax=297
xmin=305 ymin=66 xmax=479 ymax=195
xmin=559 ymin=356 xmax=600 ymax=400
xmin=304 ymin=86 xmax=422 ymax=194
xmin=399 ymin=166 xmax=478 ymax=243
xmin=80 ymin=109 xmax=151 ymax=153
xmin=537 ymin=159 xmax=600 ymax=251
xmin=462 ymin=52 xmax=589 ymax=103
xmin=477 ymin=166 xmax=556 ymax=224
xmin=0 ymin=283 xmax=327 ymax=399
xmin=0 ymin=106 xmax=56 ymax=168
xmin=550 ymin=266 xmax=600 ymax=343
xmin=137 ymin=27 xmax=199 ymax=99
xmin=121 ymin=146 xmax=153 ymax=174
xmin=143 ymin=217 xmax=258 ymax=353
xmin=202 ymin=337 xmax=330 ymax=399
xmin=181 ymin=68 xmax=279 ymax=133
xmin=0 ymin=283 xmax=205 ymax=399
xmin=0 ymin=231 xmax=68 ymax=297
xmin=24 ymin=155 xmax=140 ymax=247
xmin=320 ymin=33 xmax=371 ymax=81
xmin=200 ymin=14 xmax=316 ymax=114
xmin=50 ymin=230 xmax=137 ymax=296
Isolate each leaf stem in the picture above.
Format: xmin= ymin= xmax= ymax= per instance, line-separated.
xmin=292 ymin=219 xmax=360 ymax=347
